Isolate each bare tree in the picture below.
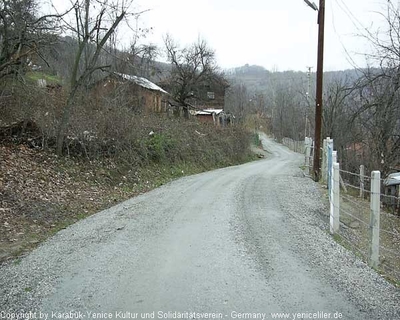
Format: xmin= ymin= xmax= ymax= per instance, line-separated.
xmin=352 ymin=70 xmax=400 ymax=174
xmin=127 ymin=26 xmax=159 ymax=78
xmin=349 ymin=1 xmax=400 ymax=174
xmin=323 ymin=76 xmax=354 ymax=138
xmin=55 ymin=0 xmax=137 ymax=155
xmin=225 ymin=83 xmax=249 ymax=123
xmin=164 ymin=35 xmax=220 ymax=118
xmin=0 ymin=0 xmax=61 ymax=79
xmin=264 ymin=76 xmax=304 ymax=141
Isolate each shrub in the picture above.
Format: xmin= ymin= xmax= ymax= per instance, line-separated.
xmin=0 ymin=83 xmax=253 ymax=170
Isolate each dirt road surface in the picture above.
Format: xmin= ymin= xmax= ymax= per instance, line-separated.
xmin=1 ymin=135 xmax=399 ymax=319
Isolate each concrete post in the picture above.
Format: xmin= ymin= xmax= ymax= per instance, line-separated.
xmin=330 ymin=162 xmax=340 ymax=234
xmin=321 ymin=139 xmax=327 ymax=183
xmin=305 ymin=137 xmax=312 ymax=175
xmin=327 ymin=138 xmax=333 ymax=190
xmin=360 ymin=165 xmax=365 ymax=198
xmin=369 ymin=171 xmax=381 ymax=269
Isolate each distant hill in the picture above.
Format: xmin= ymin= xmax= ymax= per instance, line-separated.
xmin=36 ymin=36 xmax=362 ymax=94
xmin=224 ymin=64 xmax=363 ymax=94
xmin=36 ymin=36 xmax=172 ymax=85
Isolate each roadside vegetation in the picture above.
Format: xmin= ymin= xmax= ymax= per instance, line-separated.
xmin=0 ymin=0 xmax=259 ymax=262
xmin=0 ymin=84 xmax=255 ymax=262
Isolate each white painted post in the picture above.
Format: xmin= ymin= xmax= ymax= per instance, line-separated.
xmin=360 ymin=165 xmax=365 ymax=198
xmin=321 ymin=139 xmax=327 ymax=183
xmin=304 ymin=137 xmax=308 ymax=162
xmin=310 ymin=138 xmax=314 ymax=172
xmin=328 ymin=148 xmax=336 ymax=227
xmin=305 ymin=138 xmax=311 ymax=175
xmin=330 ymin=162 xmax=340 ymax=234
xmin=327 ymin=138 xmax=333 ymax=189
xmin=369 ymin=171 xmax=381 ymax=269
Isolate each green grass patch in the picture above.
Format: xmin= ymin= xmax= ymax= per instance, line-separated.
xmin=25 ymin=72 xmax=62 ymax=85
xmin=252 ymin=132 xmax=261 ymax=148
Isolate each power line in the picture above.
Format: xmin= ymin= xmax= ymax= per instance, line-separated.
xmin=335 ymin=0 xmax=366 ymax=32
xmin=331 ymin=0 xmax=369 ymax=69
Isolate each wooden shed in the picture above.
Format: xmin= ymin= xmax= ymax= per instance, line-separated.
xmin=93 ymin=72 xmax=169 ymax=114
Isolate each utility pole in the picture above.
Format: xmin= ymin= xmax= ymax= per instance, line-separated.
xmin=304 ymin=0 xmax=325 ymax=181
xmin=313 ymin=0 xmax=325 ymax=181
xmin=305 ymin=66 xmax=313 ymax=138
xmin=307 ymin=66 xmax=312 ymax=104
xmin=303 ymin=0 xmax=325 ymax=180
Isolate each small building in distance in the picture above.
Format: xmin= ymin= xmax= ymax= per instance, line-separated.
xmin=92 ymin=72 xmax=169 ymax=113
xmin=191 ymin=109 xmax=224 ymax=124
xmin=188 ymin=77 xmax=228 ymax=111
xmin=191 ymin=108 xmax=234 ymax=126
xmin=159 ymin=74 xmax=229 ymax=119
xmin=383 ymin=172 xmax=400 ymax=213
xmin=188 ymin=77 xmax=233 ymax=125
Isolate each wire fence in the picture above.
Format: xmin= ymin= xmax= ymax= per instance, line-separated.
xmin=281 ymin=137 xmax=314 ymax=176
xmin=281 ymin=137 xmax=305 ymax=154
xmin=303 ymin=137 xmax=400 ymax=285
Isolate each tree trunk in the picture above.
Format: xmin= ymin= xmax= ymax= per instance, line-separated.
xmin=183 ymin=106 xmax=189 ymax=119
xmin=56 ymin=86 xmax=78 ymax=155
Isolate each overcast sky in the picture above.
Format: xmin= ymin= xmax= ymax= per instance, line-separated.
xmin=49 ymin=0 xmax=390 ymax=72
xmin=131 ymin=0 xmax=389 ymax=72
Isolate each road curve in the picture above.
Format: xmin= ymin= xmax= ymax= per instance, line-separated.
xmin=1 ymin=135 xmax=399 ymax=319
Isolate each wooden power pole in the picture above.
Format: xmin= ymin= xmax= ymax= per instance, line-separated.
xmin=313 ymin=0 xmax=325 ymax=181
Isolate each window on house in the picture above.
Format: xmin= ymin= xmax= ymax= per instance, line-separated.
xmin=207 ymin=91 xmax=215 ymax=100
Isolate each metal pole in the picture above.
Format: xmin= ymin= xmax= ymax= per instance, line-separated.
xmin=313 ymin=0 xmax=325 ymax=181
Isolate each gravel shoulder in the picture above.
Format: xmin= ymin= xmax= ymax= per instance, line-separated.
xmin=1 ymin=135 xmax=399 ymax=319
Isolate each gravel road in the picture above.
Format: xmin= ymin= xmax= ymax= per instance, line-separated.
xmin=1 ymin=135 xmax=399 ymax=319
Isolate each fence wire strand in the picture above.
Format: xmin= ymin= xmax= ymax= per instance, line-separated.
xmin=380 ymin=228 xmax=400 ymax=237
xmin=305 ymin=137 xmax=400 ymax=282
xmin=341 ymin=182 xmax=372 ymax=194
xmin=341 ymin=195 xmax=370 ymax=211
xmin=380 ymin=264 xmax=400 ymax=278
xmin=339 ymin=169 xmax=371 ymax=180
xmin=339 ymin=208 xmax=370 ymax=227
xmin=380 ymin=246 xmax=400 ymax=258
xmin=337 ymin=230 xmax=368 ymax=260
xmin=381 ymin=194 xmax=400 ymax=202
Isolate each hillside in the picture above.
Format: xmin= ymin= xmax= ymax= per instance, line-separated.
xmin=225 ymin=63 xmax=362 ymax=94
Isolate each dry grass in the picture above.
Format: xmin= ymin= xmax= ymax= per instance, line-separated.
xmin=320 ymin=183 xmax=400 ymax=286
xmin=0 ymin=82 xmax=256 ymax=263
